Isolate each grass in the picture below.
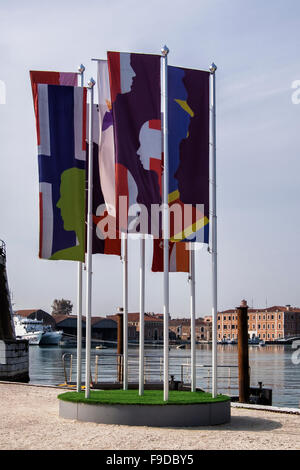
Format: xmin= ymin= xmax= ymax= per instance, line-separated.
xmin=57 ymin=389 xmax=230 ymax=406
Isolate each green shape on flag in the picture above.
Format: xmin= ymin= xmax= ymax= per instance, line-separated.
xmin=50 ymin=167 xmax=85 ymax=262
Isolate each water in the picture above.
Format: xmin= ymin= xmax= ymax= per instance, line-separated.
xmin=29 ymin=344 xmax=300 ymax=409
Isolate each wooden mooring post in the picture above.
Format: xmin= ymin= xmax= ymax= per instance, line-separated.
xmin=237 ymin=299 xmax=250 ymax=403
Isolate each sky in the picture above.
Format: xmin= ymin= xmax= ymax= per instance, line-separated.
xmin=1 ymin=0 xmax=300 ymax=318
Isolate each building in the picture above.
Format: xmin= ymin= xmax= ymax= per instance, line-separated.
xmin=53 ymin=315 xmax=117 ymax=341
xmin=108 ymin=312 xmax=164 ymax=341
xmin=169 ymin=318 xmax=212 ymax=342
xmin=217 ymin=305 xmax=300 ymax=342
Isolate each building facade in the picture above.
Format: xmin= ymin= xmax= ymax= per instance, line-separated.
xmin=169 ymin=318 xmax=212 ymax=342
xmin=217 ymin=305 xmax=300 ymax=342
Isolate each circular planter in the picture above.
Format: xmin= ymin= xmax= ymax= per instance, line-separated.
xmin=59 ymin=399 xmax=230 ymax=426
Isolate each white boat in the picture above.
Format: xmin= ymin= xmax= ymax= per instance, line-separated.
xmin=13 ymin=315 xmax=63 ymax=345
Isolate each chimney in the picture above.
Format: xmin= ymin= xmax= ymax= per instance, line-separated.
xmin=286 ymin=305 xmax=291 ymax=311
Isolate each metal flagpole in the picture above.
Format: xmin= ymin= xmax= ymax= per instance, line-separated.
xmin=161 ymin=45 xmax=169 ymax=402
xmin=76 ymin=64 xmax=85 ymax=393
xmin=189 ymin=244 xmax=196 ymax=392
xmin=209 ymin=62 xmax=218 ymax=398
xmin=122 ymin=232 xmax=128 ymax=390
xmin=139 ymin=235 xmax=145 ymax=395
xmin=85 ymin=77 xmax=96 ymax=399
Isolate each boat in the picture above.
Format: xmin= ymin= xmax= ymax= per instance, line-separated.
xmin=248 ymin=336 xmax=265 ymax=346
xmin=39 ymin=325 xmax=63 ymax=345
xmin=227 ymin=338 xmax=237 ymax=345
xmin=13 ymin=315 xmax=63 ymax=345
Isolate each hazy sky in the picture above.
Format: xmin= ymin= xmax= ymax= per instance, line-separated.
xmin=1 ymin=0 xmax=300 ymax=318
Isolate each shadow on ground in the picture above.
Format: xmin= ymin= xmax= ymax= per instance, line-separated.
xmin=169 ymin=415 xmax=282 ymax=432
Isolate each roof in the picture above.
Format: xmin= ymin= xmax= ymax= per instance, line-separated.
xmin=53 ymin=314 xmax=116 ymax=326
xmin=219 ymin=306 xmax=300 ymax=314
xmin=108 ymin=313 xmax=163 ymax=323
xmin=169 ymin=318 xmax=207 ymax=326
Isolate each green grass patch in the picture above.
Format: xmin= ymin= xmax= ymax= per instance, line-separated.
xmin=57 ymin=389 xmax=230 ymax=406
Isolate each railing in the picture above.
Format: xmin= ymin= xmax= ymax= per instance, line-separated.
xmin=180 ymin=363 xmax=239 ymax=395
xmin=61 ymin=352 xmax=239 ymax=396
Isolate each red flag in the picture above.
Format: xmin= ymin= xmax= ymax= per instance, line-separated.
xmin=152 ymin=239 xmax=189 ymax=273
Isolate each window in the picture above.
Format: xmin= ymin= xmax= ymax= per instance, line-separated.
xmin=228 ymin=316 xmax=231 ymax=321
xmin=252 ymin=324 xmax=255 ymax=329
xmin=224 ymin=316 xmax=226 ymax=321
xmin=278 ymin=324 xmax=281 ymax=329
xmin=272 ymin=324 xmax=274 ymax=329
xmin=224 ymin=325 xmax=227 ymax=329
xmin=218 ymin=316 xmax=220 ymax=320
xmin=258 ymin=324 xmax=261 ymax=329
xmin=263 ymin=324 xmax=266 ymax=329
xmin=218 ymin=325 xmax=220 ymax=329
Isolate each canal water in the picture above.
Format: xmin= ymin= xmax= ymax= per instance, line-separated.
xmin=29 ymin=344 xmax=300 ymax=409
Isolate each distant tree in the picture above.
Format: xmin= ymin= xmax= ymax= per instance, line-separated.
xmin=51 ymin=299 xmax=73 ymax=316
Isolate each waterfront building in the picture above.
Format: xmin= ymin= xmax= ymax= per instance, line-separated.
xmin=216 ymin=305 xmax=300 ymax=342
xmin=108 ymin=312 xmax=164 ymax=342
xmin=169 ymin=318 xmax=212 ymax=342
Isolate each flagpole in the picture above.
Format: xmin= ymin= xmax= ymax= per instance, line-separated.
xmin=209 ymin=62 xmax=218 ymax=398
xmin=85 ymin=76 xmax=96 ymax=399
xmin=122 ymin=232 xmax=128 ymax=390
xmin=76 ymin=64 xmax=85 ymax=394
xmin=139 ymin=235 xmax=145 ymax=395
xmin=189 ymin=244 xmax=196 ymax=392
xmin=161 ymin=45 xmax=169 ymax=402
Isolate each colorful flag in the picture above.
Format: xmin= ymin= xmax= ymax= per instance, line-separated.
xmin=168 ymin=66 xmax=210 ymax=243
xmin=97 ymin=60 xmax=116 ymax=217
xmin=30 ymin=71 xmax=78 ymax=145
xmin=31 ymin=80 xmax=87 ymax=261
xmin=85 ymin=103 xmax=121 ymax=256
xmin=107 ymin=51 xmax=162 ymax=235
xmin=152 ymin=239 xmax=189 ymax=273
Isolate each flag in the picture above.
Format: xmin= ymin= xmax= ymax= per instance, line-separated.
xmin=30 ymin=71 xmax=78 ymax=145
xmin=97 ymin=60 xmax=116 ymax=217
xmin=152 ymin=239 xmax=189 ymax=273
xmin=107 ymin=51 xmax=162 ymax=235
xmin=168 ymin=66 xmax=210 ymax=243
xmin=32 ymin=81 xmax=87 ymax=261
xmin=86 ymin=103 xmax=121 ymax=256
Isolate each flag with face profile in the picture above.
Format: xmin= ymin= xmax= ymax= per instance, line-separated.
xmin=31 ymin=78 xmax=87 ymax=261
xmin=107 ymin=51 xmax=162 ymax=236
xmin=168 ymin=65 xmax=210 ymax=244
xmin=85 ymin=103 xmax=121 ymax=256
xmin=152 ymin=239 xmax=189 ymax=273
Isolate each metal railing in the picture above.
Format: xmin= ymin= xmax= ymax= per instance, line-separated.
xmin=61 ymin=352 xmax=240 ymax=396
xmin=180 ymin=363 xmax=239 ymax=395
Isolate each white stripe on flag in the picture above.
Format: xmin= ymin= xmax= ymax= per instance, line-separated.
xmin=39 ymin=182 xmax=53 ymax=259
xmin=74 ymin=87 xmax=85 ymax=161
xmin=97 ymin=60 xmax=116 ymax=217
xmin=37 ymin=84 xmax=51 ymax=156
